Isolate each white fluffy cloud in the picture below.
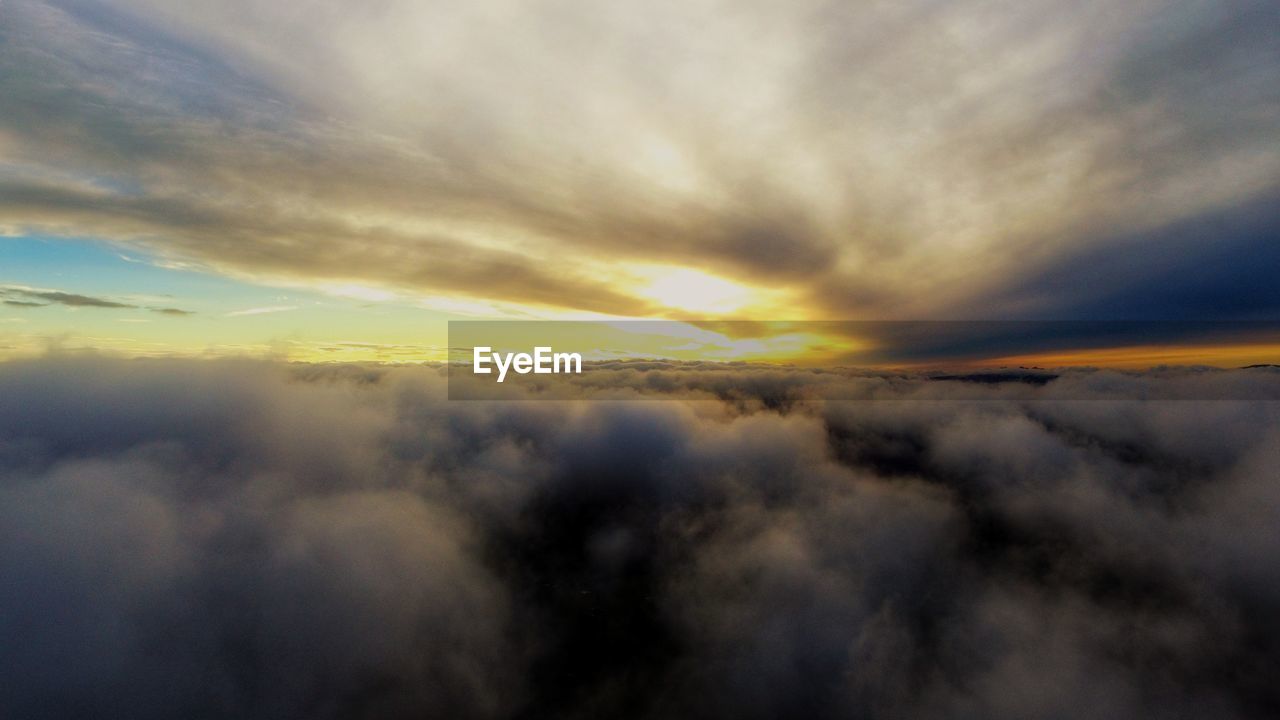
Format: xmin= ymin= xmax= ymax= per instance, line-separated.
xmin=1 ymin=357 xmax=1278 ymax=718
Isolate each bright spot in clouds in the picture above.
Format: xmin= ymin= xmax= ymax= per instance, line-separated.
xmin=320 ymin=284 xmax=398 ymax=303
xmin=630 ymin=267 xmax=767 ymax=315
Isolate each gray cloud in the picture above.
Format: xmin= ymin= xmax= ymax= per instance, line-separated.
xmin=1 ymin=0 xmax=1276 ymax=315
xmin=2 ymin=287 xmax=134 ymax=308
xmin=0 ymin=286 xmax=194 ymax=315
xmin=1 ymin=357 xmax=1278 ymax=718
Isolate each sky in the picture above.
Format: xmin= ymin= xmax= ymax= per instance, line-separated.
xmin=1 ymin=0 xmax=1278 ymax=364
xmin=4 ymin=5 xmax=1280 ymax=717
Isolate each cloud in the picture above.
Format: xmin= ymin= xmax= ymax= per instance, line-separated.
xmin=2 ymin=287 xmax=135 ymax=309
xmin=973 ymin=194 xmax=1280 ymax=320
xmin=1 ymin=356 xmax=1278 ymax=718
xmin=0 ymin=286 xmax=194 ymax=316
xmin=225 ymin=305 xmax=297 ymax=317
xmin=0 ymin=0 xmax=1276 ymax=317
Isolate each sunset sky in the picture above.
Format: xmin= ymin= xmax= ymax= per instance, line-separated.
xmin=2 ymin=0 xmax=1278 ymax=364
xmin=6 ymin=5 xmax=1280 ymax=719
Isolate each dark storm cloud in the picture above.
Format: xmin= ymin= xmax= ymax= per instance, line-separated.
xmin=1 ymin=357 xmax=1278 ymax=718
xmin=973 ymin=193 xmax=1280 ymax=320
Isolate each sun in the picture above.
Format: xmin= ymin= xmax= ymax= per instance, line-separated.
xmin=627 ymin=266 xmax=769 ymax=315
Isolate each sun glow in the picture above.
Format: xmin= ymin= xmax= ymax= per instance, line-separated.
xmin=627 ymin=266 xmax=776 ymax=315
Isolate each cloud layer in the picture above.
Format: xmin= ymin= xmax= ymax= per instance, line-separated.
xmin=0 ymin=285 xmax=193 ymax=315
xmin=1 ymin=357 xmax=1278 ymax=718
xmin=2 ymin=0 xmax=1278 ymax=317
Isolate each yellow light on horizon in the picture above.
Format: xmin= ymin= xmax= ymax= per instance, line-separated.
xmin=962 ymin=342 xmax=1280 ymax=369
